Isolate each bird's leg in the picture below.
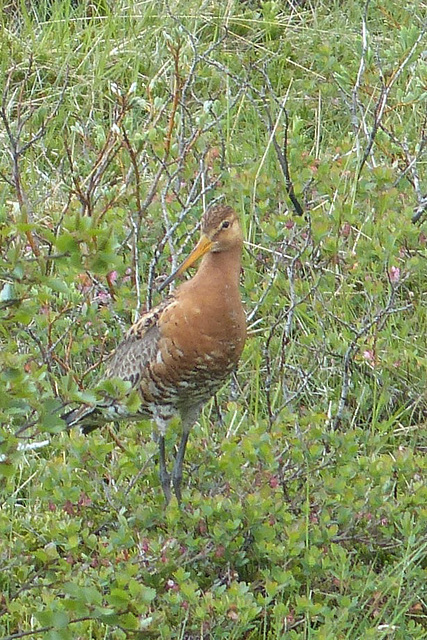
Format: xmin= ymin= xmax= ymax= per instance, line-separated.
xmin=158 ymin=435 xmax=171 ymax=504
xmin=172 ymin=427 xmax=190 ymax=504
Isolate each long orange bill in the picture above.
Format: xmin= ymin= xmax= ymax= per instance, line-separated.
xmin=157 ymin=234 xmax=213 ymax=292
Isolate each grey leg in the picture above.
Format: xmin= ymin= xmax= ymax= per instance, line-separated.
xmin=172 ymin=428 xmax=190 ymax=504
xmin=158 ymin=435 xmax=171 ymax=504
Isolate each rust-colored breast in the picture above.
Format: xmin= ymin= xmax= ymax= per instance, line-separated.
xmin=105 ymin=277 xmax=245 ymax=419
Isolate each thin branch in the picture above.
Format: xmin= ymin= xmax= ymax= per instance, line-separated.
xmin=164 ymin=42 xmax=182 ymax=157
xmin=331 ymin=280 xmax=409 ymax=430
xmin=357 ymin=22 xmax=426 ymax=178
xmin=412 ymin=195 xmax=427 ymax=224
xmin=254 ymin=68 xmax=304 ymax=216
xmin=0 ymin=616 xmax=97 ymax=640
xmin=351 ymin=0 xmax=370 ymax=143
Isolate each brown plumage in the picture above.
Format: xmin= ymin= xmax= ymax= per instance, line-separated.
xmin=63 ymin=204 xmax=246 ymax=502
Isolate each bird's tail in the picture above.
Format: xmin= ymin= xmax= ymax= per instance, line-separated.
xmin=61 ymin=400 xmax=143 ymax=434
xmin=60 ymin=404 xmax=109 ymax=434
xmin=4 ymin=399 xmax=138 ymax=462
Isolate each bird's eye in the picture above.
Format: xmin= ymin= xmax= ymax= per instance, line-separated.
xmin=221 ymin=220 xmax=230 ymax=229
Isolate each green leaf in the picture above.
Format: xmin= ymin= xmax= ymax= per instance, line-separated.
xmin=107 ymin=588 xmax=131 ymax=607
xmin=45 ymin=277 xmax=70 ymax=294
xmin=55 ymin=233 xmax=80 ymax=255
xmin=0 ymin=282 xmax=15 ymax=302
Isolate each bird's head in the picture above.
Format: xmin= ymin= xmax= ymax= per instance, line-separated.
xmin=158 ymin=205 xmax=243 ymax=291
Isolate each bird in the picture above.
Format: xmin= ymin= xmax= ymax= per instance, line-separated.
xmin=63 ymin=204 xmax=246 ymax=503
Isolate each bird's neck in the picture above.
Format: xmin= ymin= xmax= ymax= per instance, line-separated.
xmin=194 ymin=247 xmax=242 ymax=290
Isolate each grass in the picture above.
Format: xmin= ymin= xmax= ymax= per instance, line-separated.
xmin=0 ymin=0 xmax=426 ymax=638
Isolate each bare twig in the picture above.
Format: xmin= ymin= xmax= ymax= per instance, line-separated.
xmin=0 ymin=617 xmax=98 ymax=640
xmin=356 ymin=21 xmax=426 ymax=178
xmin=351 ymin=1 xmax=371 ymax=144
xmin=0 ymin=59 xmax=68 ymax=257
xmin=253 ymin=67 xmax=304 ymax=216
xmin=331 ymin=280 xmax=410 ymax=430
xmin=412 ymin=195 xmax=427 ymax=224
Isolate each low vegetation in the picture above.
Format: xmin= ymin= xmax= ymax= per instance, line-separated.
xmin=1 ymin=0 xmax=426 ymax=638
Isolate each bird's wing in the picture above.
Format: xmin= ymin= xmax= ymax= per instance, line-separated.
xmin=105 ymin=306 xmax=164 ymax=386
xmin=63 ymin=297 xmax=173 ymax=431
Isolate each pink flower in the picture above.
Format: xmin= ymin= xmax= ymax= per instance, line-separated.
xmin=341 ymin=222 xmax=351 ymax=237
xmin=123 ymin=267 xmax=132 ymax=283
xmin=269 ymin=475 xmax=279 ymax=488
xmin=97 ymin=291 xmax=111 ymax=303
xmin=363 ymin=350 xmax=375 ymax=364
xmin=389 ymin=266 xmax=400 ymax=283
